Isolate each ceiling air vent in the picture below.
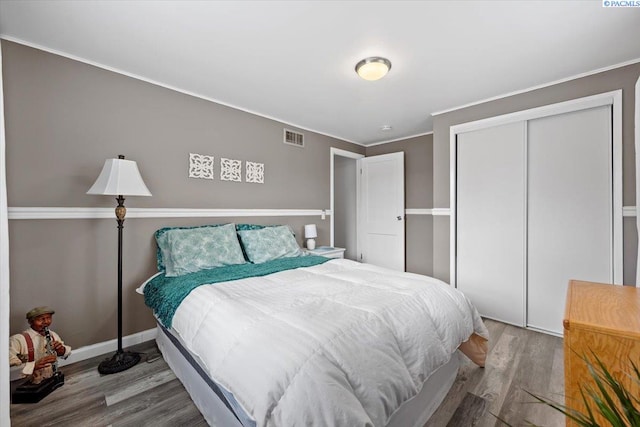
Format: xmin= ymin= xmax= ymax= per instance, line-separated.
xmin=284 ymin=129 xmax=304 ymax=147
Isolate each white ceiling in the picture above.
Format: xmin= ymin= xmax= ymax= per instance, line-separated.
xmin=1 ymin=1 xmax=639 ymax=146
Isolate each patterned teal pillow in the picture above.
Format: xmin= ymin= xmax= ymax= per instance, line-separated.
xmin=235 ymin=223 xmax=268 ymax=232
xmin=155 ymin=224 xmax=225 ymax=271
xmin=235 ymin=224 xmax=296 ymax=235
xmin=237 ymin=225 xmax=302 ymax=264
xmin=162 ymin=223 xmax=246 ymax=277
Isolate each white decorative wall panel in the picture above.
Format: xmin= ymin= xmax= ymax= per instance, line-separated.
xmin=246 ymin=161 xmax=264 ymax=184
xmin=188 ymin=153 xmax=214 ymax=180
xmin=221 ymin=158 xmax=242 ymax=182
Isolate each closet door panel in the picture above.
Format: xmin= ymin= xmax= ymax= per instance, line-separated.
xmin=456 ymin=122 xmax=526 ymax=326
xmin=527 ymin=106 xmax=612 ymax=334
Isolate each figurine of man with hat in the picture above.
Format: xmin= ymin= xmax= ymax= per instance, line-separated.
xmin=9 ymin=306 xmax=71 ymax=384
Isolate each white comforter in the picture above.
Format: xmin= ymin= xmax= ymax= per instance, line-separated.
xmin=172 ymin=259 xmax=488 ymax=427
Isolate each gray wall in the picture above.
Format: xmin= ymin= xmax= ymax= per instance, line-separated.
xmin=366 ymin=134 xmax=433 ymax=275
xmin=2 ymin=40 xmax=364 ymax=348
xmin=432 ymin=62 xmax=640 ymax=285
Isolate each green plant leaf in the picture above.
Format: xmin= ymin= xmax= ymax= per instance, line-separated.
xmin=496 ymin=351 xmax=640 ymax=427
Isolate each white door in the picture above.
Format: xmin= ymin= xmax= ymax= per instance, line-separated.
xmin=454 ymin=104 xmax=617 ymax=335
xmin=527 ymin=106 xmax=613 ymax=334
xmin=456 ymin=122 xmax=526 ymax=326
xmin=358 ymin=152 xmax=405 ymax=271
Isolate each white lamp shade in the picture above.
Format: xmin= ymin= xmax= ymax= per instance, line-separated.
xmin=304 ymin=224 xmax=318 ymax=239
xmin=87 ymin=158 xmax=152 ymax=196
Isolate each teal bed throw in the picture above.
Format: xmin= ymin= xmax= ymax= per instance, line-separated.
xmin=144 ymin=255 xmax=331 ymax=328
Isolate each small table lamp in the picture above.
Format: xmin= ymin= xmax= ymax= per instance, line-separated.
xmin=87 ymin=155 xmax=151 ymax=375
xmin=304 ymin=224 xmax=318 ymax=250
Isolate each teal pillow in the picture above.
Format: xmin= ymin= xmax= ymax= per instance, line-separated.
xmin=235 ymin=223 xmax=268 ymax=232
xmin=235 ymin=224 xmax=297 ymax=260
xmin=235 ymin=223 xmax=296 ymax=235
xmin=237 ymin=225 xmax=302 ymax=264
xmin=155 ymin=224 xmax=225 ymax=271
xmin=160 ymin=223 xmax=246 ymax=277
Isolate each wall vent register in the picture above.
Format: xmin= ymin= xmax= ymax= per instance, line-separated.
xmin=284 ymin=129 xmax=304 ymax=147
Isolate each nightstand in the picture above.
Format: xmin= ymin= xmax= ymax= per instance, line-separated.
xmin=304 ymin=247 xmax=346 ymax=259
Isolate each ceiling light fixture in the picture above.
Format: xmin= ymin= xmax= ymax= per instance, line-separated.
xmin=355 ymin=57 xmax=392 ymax=81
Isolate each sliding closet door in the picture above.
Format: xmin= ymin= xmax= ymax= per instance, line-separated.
xmin=527 ymin=106 xmax=612 ymax=334
xmin=456 ymin=122 xmax=526 ymax=326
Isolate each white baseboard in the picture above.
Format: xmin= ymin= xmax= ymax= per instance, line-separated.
xmin=58 ymin=328 xmax=157 ymax=368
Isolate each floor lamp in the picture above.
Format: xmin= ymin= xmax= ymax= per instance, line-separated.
xmin=87 ymin=155 xmax=151 ymax=374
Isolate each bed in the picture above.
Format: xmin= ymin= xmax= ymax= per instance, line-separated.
xmin=139 ymin=223 xmax=489 ymax=427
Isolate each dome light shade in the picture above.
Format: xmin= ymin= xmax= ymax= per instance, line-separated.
xmin=355 ymin=57 xmax=392 ymax=81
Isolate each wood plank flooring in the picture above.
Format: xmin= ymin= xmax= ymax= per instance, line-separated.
xmin=10 ymin=319 xmax=564 ymax=427
xmin=426 ymin=320 xmax=565 ymax=427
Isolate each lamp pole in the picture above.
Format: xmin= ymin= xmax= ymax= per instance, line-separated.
xmin=116 ymin=193 xmax=125 ymax=354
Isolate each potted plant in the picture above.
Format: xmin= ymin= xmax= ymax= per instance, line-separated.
xmin=496 ymin=353 xmax=640 ymax=426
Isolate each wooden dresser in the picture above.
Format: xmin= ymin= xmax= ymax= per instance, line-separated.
xmin=563 ymin=280 xmax=640 ymax=426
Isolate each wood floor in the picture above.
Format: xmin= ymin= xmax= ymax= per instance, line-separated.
xmin=426 ymin=319 xmax=565 ymax=427
xmin=10 ymin=319 xmax=564 ymax=427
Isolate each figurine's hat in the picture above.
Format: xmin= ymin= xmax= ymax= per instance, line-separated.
xmin=26 ymin=306 xmax=55 ymax=321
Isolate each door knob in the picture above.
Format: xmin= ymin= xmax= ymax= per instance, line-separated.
xmin=397 ymin=216 xmax=403 ymax=221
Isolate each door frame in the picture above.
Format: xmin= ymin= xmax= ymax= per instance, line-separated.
xmin=0 ymin=44 xmax=9 ymax=427
xmin=636 ymin=75 xmax=640 ymax=285
xmin=450 ymin=90 xmax=623 ymax=289
xmin=330 ymin=147 xmax=364 ymax=250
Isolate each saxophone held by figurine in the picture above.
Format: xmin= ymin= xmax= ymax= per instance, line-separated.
xmin=43 ymin=326 xmax=58 ymax=374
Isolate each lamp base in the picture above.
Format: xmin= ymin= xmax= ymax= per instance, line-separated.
xmin=306 ymin=239 xmax=316 ymax=250
xmin=98 ymin=350 xmax=141 ymax=375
